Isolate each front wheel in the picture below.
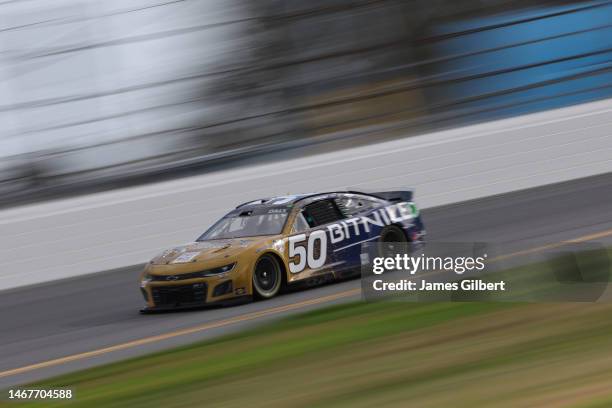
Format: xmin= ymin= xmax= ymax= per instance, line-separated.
xmin=252 ymin=254 xmax=282 ymax=299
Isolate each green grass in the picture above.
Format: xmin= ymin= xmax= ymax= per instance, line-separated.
xmin=4 ymin=301 xmax=612 ymax=408
xmin=3 ymin=247 xmax=612 ymax=407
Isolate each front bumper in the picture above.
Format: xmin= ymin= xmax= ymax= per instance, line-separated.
xmin=140 ymin=296 xmax=251 ymax=313
xmin=148 ymin=281 xmax=208 ymax=307
xmin=140 ymin=260 xmax=253 ymax=311
xmin=140 ymin=273 xmax=250 ymax=311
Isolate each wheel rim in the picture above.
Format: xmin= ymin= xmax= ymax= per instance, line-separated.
xmin=254 ymin=256 xmax=280 ymax=296
xmin=381 ymin=227 xmax=407 ymax=243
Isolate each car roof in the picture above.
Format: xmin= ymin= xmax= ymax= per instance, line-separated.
xmin=227 ymin=191 xmax=388 ymax=216
xmin=234 ymin=194 xmax=312 ymax=209
xmin=224 ymin=194 xmax=311 ymax=217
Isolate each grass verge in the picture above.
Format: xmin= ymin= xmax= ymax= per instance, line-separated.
xmin=3 ymin=247 xmax=612 ymax=407
xmin=3 ymin=301 xmax=612 ymax=407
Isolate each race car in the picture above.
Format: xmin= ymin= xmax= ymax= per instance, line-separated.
xmin=139 ymin=191 xmax=425 ymax=311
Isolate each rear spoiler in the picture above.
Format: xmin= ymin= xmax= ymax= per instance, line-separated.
xmin=368 ymin=190 xmax=413 ymax=203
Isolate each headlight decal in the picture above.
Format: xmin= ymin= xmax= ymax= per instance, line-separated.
xmin=149 ymin=263 xmax=236 ymax=281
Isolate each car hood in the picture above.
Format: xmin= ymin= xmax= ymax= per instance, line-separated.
xmin=150 ymin=237 xmax=274 ymax=266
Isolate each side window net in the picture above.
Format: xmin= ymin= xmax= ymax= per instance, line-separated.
xmin=303 ymin=200 xmax=344 ymax=227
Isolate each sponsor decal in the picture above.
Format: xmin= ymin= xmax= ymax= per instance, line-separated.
xmin=171 ymin=252 xmax=200 ymax=263
xmin=268 ymin=195 xmax=298 ymax=205
xmin=273 ymin=239 xmax=285 ymax=252
xmin=327 ymin=202 xmax=417 ymax=244
xmin=287 ymin=202 xmax=418 ymax=274
xmin=161 ymin=247 xmax=182 ymax=258
xmin=257 ymin=239 xmax=286 ymax=254
xmin=193 ymin=241 xmax=232 ymax=249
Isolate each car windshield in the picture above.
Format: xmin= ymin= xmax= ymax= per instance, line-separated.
xmin=197 ymin=213 xmax=288 ymax=240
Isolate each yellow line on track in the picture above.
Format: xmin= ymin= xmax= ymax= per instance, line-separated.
xmin=489 ymin=228 xmax=612 ymax=262
xmin=1 ymin=227 xmax=611 ymax=380
xmin=0 ymin=288 xmax=360 ymax=379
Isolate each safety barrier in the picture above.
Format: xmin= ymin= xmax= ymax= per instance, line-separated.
xmin=0 ymin=98 xmax=610 ymax=290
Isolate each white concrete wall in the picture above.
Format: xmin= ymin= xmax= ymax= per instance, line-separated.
xmin=1 ymin=98 xmax=611 ymax=290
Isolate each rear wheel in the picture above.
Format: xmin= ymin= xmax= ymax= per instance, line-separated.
xmin=380 ymin=225 xmax=408 ymax=243
xmin=252 ymin=254 xmax=282 ymax=299
xmin=378 ymin=225 xmax=408 ymax=258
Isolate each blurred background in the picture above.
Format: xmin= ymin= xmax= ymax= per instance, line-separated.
xmin=1 ymin=0 xmax=611 ymax=207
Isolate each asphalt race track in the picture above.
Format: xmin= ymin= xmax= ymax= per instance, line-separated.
xmin=1 ymin=173 xmax=611 ymax=388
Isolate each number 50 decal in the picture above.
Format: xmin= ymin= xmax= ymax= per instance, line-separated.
xmin=288 ymin=230 xmax=327 ymax=273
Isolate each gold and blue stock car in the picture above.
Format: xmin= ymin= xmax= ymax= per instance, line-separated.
xmin=139 ymin=191 xmax=425 ymax=311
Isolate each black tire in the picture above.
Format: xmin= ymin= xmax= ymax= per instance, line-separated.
xmin=252 ymin=254 xmax=283 ymax=299
xmin=380 ymin=225 xmax=408 ymax=243
xmin=378 ymin=225 xmax=408 ymax=258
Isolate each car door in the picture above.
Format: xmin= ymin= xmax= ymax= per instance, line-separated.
xmin=286 ymin=198 xmax=344 ymax=281
xmin=331 ymin=194 xmax=387 ymax=270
